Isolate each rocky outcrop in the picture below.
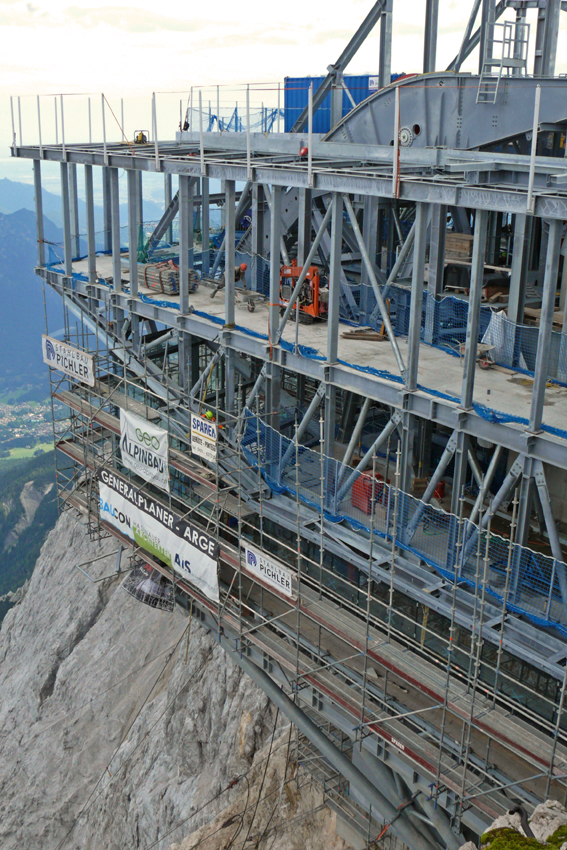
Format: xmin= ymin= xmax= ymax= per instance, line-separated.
xmin=3 ymin=479 xmax=54 ymax=551
xmin=0 ymin=510 xmax=344 ymax=850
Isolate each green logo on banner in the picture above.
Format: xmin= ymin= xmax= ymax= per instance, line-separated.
xmin=135 ymin=427 xmax=160 ymax=450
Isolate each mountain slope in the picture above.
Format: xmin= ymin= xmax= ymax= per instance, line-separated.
xmin=0 ymin=512 xmax=345 ymax=850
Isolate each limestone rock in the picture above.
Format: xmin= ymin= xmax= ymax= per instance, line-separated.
xmin=0 ymin=511 xmax=282 ymax=849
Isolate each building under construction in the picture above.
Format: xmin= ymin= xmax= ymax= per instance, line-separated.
xmin=11 ymin=1 xmax=567 ymax=847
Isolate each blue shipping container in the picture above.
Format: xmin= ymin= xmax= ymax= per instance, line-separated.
xmin=284 ymin=73 xmax=404 ymax=133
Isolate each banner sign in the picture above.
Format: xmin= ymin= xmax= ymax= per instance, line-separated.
xmin=42 ymin=335 xmax=95 ymax=387
xmin=243 ymin=544 xmax=296 ymax=599
xmin=190 ymin=413 xmax=218 ymax=463
xmin=120 ymin=409 xmax=169 ymax=493
xmin=98 ymin=469 xmax=219 ymax=602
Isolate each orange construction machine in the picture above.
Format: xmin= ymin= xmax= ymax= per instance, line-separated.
xmin=280 ymin=260 xmax=329 ymax=324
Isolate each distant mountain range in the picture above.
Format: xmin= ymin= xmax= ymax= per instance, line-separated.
xmin=0 ymin=207 xmax=62 ymax=400
xmin=0 ymin=177 xmax=166 ymax=232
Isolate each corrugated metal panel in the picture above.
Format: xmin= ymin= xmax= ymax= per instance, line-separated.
xmin=284 ymin=73 xmax=404 ymax=133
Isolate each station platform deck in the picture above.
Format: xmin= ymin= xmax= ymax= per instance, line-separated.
xmin=65 ymin=255 xmax=567 ymax=442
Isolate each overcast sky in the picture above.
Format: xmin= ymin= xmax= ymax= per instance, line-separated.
xmin=2 ymin=0 xmax=567 ymax=189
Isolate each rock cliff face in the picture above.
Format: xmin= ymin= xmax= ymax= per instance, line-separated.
xmin=0 ymin=511 xmax=344 ymax=850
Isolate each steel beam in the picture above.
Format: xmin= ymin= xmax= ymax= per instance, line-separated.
xmin=219 ymin=635 xmax=437 ymax=850
xmin=297 ymin=188 xmax=312 ymax=265
xmin=534 ymin=460 xmax=567 ymax=604
xmin=452 ymin=0 xmax=482 ymax=72
xmin=406 ymin=432 xmax=457 ymax=542
xmin=280 ymin=384 xmax=325 ymax=473
xmin=534 ymin=0 xmax=561 ymax=77
xmin=201 ymin=177 xmax=210 ymax=277
xmin=336 ymin=397 xmax=372 ymax=488
xmin=336 ymin=413 xmax=402 ymax=506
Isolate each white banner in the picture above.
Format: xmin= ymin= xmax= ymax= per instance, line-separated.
xmin=42 ymin=335 xmax=94 ymax=386
xmin=99 ymin=469 xmax=219 ymax=602
xmin=191 ymin=412 xmax=218 ymax=463
xmin=120 ymin=409 xmax=169 ymax=492
xmin=243 ymin=544 xmax=296 ymax=599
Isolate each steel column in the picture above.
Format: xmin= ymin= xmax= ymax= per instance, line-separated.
xmin=109 ymin=167 xmax=122 ymax=294
xmin=102 ymin=166 xmax=112 ymax=253
xmin=84 ymin=164 xmax=96 ymax=286
xmin=33 ymin=160 xmax=45 ymax=268
xmin=461 ymin=209 xmax=489 ymax=410
xmin=68 ymin=163 xmax=80 ymax=260
xmin=127 ymin=169 xmax=139 ymax=298
xmin=179 ymin=174 xmax=191 ymax=315
xmin=406 ymin=202 xmax=427 ymax=392
xmin=297 ymin=188 xmax=313 ymax=266
xmin=201 ymin=176 xmax=210 ymax=277
xmin=378 ymin=0 xmax=393 ymax=90
xmin=424 ymin=204 xmax=446 ymax=344
xmin=423 ymin=0 xmax=439 ymax=73
xmin=225 ymin=179 xmax=236 ymax=328
xmin=60 ymin=162 xmax=72 ymax=277
xmin=164 ymin=173 xmax=173 ymax=245
xmin=267 ymin=184 xmax=282 ymax=428
xmin=530 ymin=219 xmax=562 ymax=433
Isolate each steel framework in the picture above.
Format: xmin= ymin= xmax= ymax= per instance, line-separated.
xmin=12 ymin=1 xmax=567 ymax=847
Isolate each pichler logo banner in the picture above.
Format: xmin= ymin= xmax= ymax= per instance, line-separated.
xmin=98 ymin=468 xmax=219 ymax=602
xmin=190 ymin=412 xmax=218 ymax=463
xmin=120 ymin=409 xmax=170 ymax=493
xmin=242 ymin=544 xmax=296 ymax=599
xmin=41 ymin=335 xmax=95 ymax=387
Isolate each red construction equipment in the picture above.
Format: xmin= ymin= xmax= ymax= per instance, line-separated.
xmin=351 ymin=472 xmax=389 ymax=515
xmin=280 ymin=260 xmax=328 ymax=324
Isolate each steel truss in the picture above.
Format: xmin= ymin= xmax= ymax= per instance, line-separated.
xmin=18 ymin=36 xmax=567 ymax=847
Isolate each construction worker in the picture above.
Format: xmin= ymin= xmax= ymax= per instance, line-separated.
xmin=210 ymin=263 xmax=247 ymax=298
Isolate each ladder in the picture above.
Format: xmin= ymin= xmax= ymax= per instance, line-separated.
xmin=477 ymin=20 xmax=530 ymax=105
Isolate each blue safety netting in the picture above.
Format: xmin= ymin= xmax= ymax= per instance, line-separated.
xmin=240 ymin=412 xmax=567 ymax=638
xmin=184 ymin=106 xmax=284 ymax=134
xmin=358 ymin=282 xmax=567 ymax=386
